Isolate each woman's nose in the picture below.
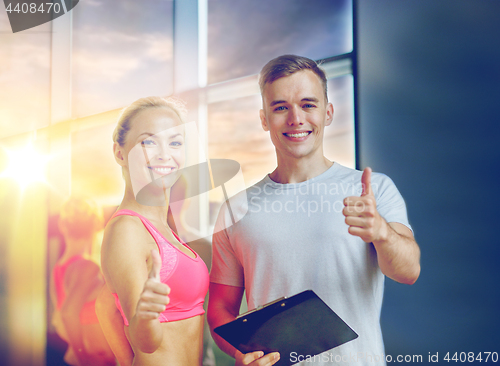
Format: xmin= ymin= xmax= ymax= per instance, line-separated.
xmin=156 ymin=145 xmax=173 ymax=161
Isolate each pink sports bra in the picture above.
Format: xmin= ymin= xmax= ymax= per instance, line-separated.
xmin=110 ymin=210 xmax=209 ymax=325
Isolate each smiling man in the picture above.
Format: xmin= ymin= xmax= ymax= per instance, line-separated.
xmin=207 ymin=55 xmax=421 ymax=366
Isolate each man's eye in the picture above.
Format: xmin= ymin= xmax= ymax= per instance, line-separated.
xmin=303 ymin=104 xmax=316 ymax=109
xmin=274 ymin=106 xmax=287 ymax=112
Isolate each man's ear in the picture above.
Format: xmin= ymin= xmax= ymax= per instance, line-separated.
xmin=113 ymin=142 xmax=127 ymax=167
xmin=325 ymin=102 xmax=334 ymax=127
xmin=260 ymin=109 xmax=269 ymax=132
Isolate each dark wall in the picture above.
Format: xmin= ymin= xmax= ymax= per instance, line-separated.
xmin=357 ymin=0 xmax=500 ymax=362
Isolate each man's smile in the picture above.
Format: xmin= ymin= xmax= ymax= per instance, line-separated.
xmin=283 ymin=130 xmax=312 ymax=140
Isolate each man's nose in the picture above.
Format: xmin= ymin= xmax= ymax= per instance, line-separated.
xmin=287 ymin=105 xmax=303 ymax=125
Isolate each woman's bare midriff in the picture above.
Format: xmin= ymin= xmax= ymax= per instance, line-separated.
xmin=126 ymin=314 xmax=204 ymax=366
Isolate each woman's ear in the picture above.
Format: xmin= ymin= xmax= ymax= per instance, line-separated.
xmin=113 ymin=142 xmax=127 ymax=167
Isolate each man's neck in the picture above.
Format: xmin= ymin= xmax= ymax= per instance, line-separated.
xmin=270 ymin=155 xmax=333 ymax=184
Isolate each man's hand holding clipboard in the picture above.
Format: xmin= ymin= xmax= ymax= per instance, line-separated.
xmin=214 ymin=290 xmax=358 ymax=366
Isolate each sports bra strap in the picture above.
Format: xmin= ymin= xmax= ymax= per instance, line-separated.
xmin=111 ymin=209 xmax=165 ymax=243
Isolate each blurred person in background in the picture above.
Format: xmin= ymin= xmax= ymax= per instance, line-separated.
xmin=51 ymin=196 xmax=116 ymax=366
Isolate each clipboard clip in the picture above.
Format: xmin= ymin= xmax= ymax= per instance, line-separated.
xmin=236 ymin=296 xmax=287 ymax=319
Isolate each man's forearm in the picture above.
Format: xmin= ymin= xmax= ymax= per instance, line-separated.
xmin=207 ymin=307 xmax=239 ymax=359
xmin=373 ymin=222 xmax=420 ymax=285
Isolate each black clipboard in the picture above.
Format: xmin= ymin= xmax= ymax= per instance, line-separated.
xmin=214 ymin=290 xmax=358 ymax=366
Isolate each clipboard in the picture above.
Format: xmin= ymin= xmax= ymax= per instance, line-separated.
xmin=214 ymin=290 xmax=358 ymax=366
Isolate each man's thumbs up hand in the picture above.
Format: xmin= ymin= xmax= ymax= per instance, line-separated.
xmin=361 ymin=167 xmax=373 ymax=197
xmin=343 ymin=167 xmax=387 ymax=243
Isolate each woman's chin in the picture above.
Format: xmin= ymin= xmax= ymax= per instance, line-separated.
xmin=134 ymin=173 xmax=182 ymax=207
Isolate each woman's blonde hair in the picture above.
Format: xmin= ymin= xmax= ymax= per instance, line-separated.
xmin=113 ymin=96 xmax=187 ymax=146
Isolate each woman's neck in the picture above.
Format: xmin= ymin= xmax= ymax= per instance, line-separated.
xmin=119 ymin=186 xmax=170 ymax=227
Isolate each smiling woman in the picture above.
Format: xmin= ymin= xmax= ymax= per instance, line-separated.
xmin=97 ymin=96 xmax=210 ymax=366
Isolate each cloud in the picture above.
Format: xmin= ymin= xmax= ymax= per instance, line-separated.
xmin=71 ymin=29 xmax=174 ymax=117
xmin=72 ymin=49 xmax=140 ymax=83
xmin=207 ymin=0 xmax=352 ymax=83
xmin=72 ymin=29 xmax=173 ymax=83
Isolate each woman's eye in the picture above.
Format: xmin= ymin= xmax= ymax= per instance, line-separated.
xmin=141 ymin=139 xmax=156 ymax=146
xmin=170 ymin=141 xmax=183 ymax=147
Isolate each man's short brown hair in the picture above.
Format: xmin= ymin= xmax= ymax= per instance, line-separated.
xmin=258 ymin=54 xmax=328 ymax=101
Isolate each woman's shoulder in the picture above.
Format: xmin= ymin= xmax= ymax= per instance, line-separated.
xmin=104 ymin=214 xmax=149 ymax=244
xmin=102 ymin=214 xmax=153 ymax=263
xmin=101 ymin=214 xmax=154 ymax=283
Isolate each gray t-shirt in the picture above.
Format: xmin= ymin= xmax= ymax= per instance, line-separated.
xmin=210 ymin=163 xmax=412 ymax=365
